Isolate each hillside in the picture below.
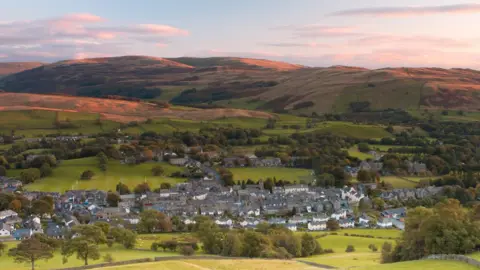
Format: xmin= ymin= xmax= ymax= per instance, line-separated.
xmin=0 ymin=92 xmax=273 ymax=122
xmin=0 ymin=62 xmax=43 ymax=76
xmin=1 ymin=56 xmax=479 ymax=113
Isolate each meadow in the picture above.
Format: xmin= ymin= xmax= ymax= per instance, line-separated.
xmin=7 ymin=157 xmax=186 ymax=192
xmin=381 ymin=176 xmax=418 ymax=188
xmin=229 ymin=167 xmax=313 ymax=182
xmin=0 ymin=242 xmax=178 ymax=270
xmin=358 ymin=260 xmax=478 ymax=270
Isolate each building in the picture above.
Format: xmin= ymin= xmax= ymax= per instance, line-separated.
xmin=377 ymin=217 xmax=393 ymax=228
xmin=284 ymin=185 xmax=309 ymax=194
xmin=308 ymin=221 xmax=326 ymax=231
xmin=286 ymin=223 xmax=297 ymax=232
xmin=169 ymin=158 xmax=188 ymax=166
xmin=0 ymin=210 xmax=18 ymax=220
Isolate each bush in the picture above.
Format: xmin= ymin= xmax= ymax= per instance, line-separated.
xmin=151 ymin=165 xmax=164 ymax=176
xmin=106 ymin=239 xmax=114 ymax=248
xmin=151 ymin=242 xmax=159 ymax=251
xmin=323 ymin=248 xmax=334 ymax=254
xmin=103 ymin=253 xmax=114 ymax=263
xmin=345 ymin=245 xmax=355 ymax=253
xmin=368 ymin=244 xmax=378 ymax=252
xmin=180 ymin=245 xmax=195 ymax=256
xmin=80 ymin=170 xmax=95 ymax=180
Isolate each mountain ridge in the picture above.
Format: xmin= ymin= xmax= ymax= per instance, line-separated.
xmin=0 ymin=56 xmax=479 ymax=113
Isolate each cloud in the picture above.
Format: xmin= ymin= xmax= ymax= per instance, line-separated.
xmin=329 ymin=3 xmax=480 ymax=17
xmin=155 ymin=43 xmax=168 ymax=48
xmin=349 ymin=35 xmax=472 ymax=48
xmin=0 ymin=13 xmax=188 ymax=61
xmin=0 ymin=54 xmax=7 ymax=58
xmin=272 ymin=24 xmax=362 ymax=38
xmin=261 ymin=42 xmax=331 ymax=48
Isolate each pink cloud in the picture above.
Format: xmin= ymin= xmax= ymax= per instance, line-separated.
xmin=155 ymin=43 xmax=168 ymax=48
xmin=137 ymin=24 xmax=189 ymax=36
xmin=349 ymin=35 xmax=472 ymax=48
xmin=272 ymin=24 xmax=362 ymax=38
xmin=330 ymin=4 xmax=480 ymax=17
xmin=61 ymin=13 xmax=104 ymax=22
xmin=0 ymin=54 xmax=7 ymax=58
xmin=74 ymin=51 xmax=112 ymax=59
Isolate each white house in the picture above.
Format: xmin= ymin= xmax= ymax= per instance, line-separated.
xmin=358 ymin=214 xmax=372 ymax=226
xmin=284 ymin=185 xmax=309 ymax=194
xmin=0 ymin=223 xmax=12 ymax=236
xmin=377 ymin=217 xmax=393 ymax=228
xmin=289 ymin=216 xmax=309 ymax=224
xmin=192 ymin=192 xmax=208 ymax=200
xmin=341 ymin=187 xmax=364 ymax=203
xmin=331 ymin=209 xmax=347 ymax=220
xmin=0 ymin=210 xmax=18 ymax=220
xmin=308 ymin=222 xmax=326 ymax=231
xmin=286 ymin=223 xmax=297 ymax=232
xmin=339 ymin=219 xmax=355 ymax=228
xmin=215 ymin=218 xmax=233 ymax=227
xmin=312 ymin=214 xmax=329 ymax=222
xmin=184 ymin=218 xmax=196 ymax=225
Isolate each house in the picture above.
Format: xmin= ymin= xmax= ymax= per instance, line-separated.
xmin=0 ymin=210 xmax=18 ymax=220
xmin=46 ymin=224 xmax=66 ymax=239
xmin=358 ymin=214 xmax=373 ymax=226
xmin=339 ymin=218 xmax=355 ymax=228
xmin=381 ymin=208 xmax=406 ymax=219
xmin=312 ymin=213 xmax=329 ymax=223
xmin=215 ymin=218 xmax=233 ymax=227
xmin=359 ymin=161 xmax=383 ymax=172
xmin=331 ymin=209 xmax=347 ymax=220
xmin=308 ymin=221 xmax=326 ymax=231
xmin=12 ymin=229 xmax=33 ymax=240
xmin=259 ymin=158 xmax=282 ymax=167
xmin=284 ymin=185 xmax=309 ymax=194
xmin=169 ymin=158 xmax=188 ymax=166
xmin=285 ymin=223 xmax=297 ymax=232
xmin=268 ymin=218 xmax=286 ymax=225
xmin=377 ymin=217 xmax=393 ymax=228
xmin=405 ymin=161 xmax=427 ymax=175
xmin=289 ymin=215 xmax=309 ymax=224
xmin=0 ymin=223 xmax=12 ymax=236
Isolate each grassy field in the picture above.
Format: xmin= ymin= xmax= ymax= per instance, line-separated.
xmin=230 ymin=167 xmax=313 ymax=182
xmin=136 ymin=233 xmax=197 ymax=250
xmin=97 ymin=259 xmax=317 ymax=270
xmin=358 ymin=260 xmax=478 ymax=270
xmin=301 ymin=233 xmax=395 ymax=268
xmin=7 ymin=157 xmax=186 ymax=192
xmin=0 ymin=242 xmax=177 ymax=270
xmin=381 ymin=176 xmax=418 ymax=188
xmin=336 ymin=229 xmax=402 ymax=239
xmin=347 ymin=147 xmax=374 ymax=160
xmin=263 ymin=121 xmax=391 ymax=139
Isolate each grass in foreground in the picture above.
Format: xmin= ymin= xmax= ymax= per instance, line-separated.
xmin=98 ymin=259 xmax=317 ymax=270
xmin=8 ymin=157 xmax=186 ymax=192
xmin=230 ymin=167 xmax=313 ymax=182
xmin=0 ymin=243 xmax=177 ymax=270
xmin=358 ymin=259 xmax=478 ymax=270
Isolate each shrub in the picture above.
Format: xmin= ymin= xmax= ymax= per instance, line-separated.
xmin=323 ymin=248 xmax=334 ymax=254
xmin=80 ymin=170 xmax=95 ymax=180
xmin=106 ymin=239 xmax=114 ymax=248
xmin=180 ymin=245 xmax=195 ymax=256
xmin=150 ymin=242 xmax=159 ymax=251
xmin=103 ymin=253 xmax=114 ymax=263
xmin=345 ymin=245 xmax=355 ymax=253
xmin=368 ymin=244 xmax=378 ymax=252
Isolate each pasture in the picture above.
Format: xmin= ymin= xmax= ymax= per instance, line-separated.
xmin=230 ymin=167 xmax=313 ymax=182
xmin=7 ymin=157 xmax=186 ymax=192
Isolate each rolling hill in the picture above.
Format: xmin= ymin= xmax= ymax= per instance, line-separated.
xmin=1 ymin=56 xmax=479 ymax=113
xmin=0 ymin=62 xmax=44 ymax=77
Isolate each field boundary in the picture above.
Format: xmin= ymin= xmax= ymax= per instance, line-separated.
xmin=53 ymin=255 xmax=337 ymax=270
xmin=424 ymin=254 xmax=480 ymax=268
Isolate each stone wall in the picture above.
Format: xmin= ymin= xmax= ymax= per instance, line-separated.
xmin=425 ymin=254 xmax=480 ymax=268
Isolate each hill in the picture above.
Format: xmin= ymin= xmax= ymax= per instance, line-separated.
xmin=0 ymin=62 xmax=43 ymax=76
xmin=0 ymin=92 xmax=273 ymax=122
xmin=1 ymin=56 xmax=479 ymax=113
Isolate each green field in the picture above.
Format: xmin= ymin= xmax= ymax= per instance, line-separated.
xmin=347 ymin=147 xmax=374 ymax=160
xmin=0 ymin=242 xmax=177 ymax=270
xmin=7 ymin=157 xmax=186 ymax=192
xmin=381 ymin=176 xmax=418 ymax=188
xmin=96 ymin=259 xmax=316 ymax=270
xmin=408 ymin=108 xmax=480 ymax=123
xmin=263 ymin=121 xmax=391 ymax=139
xmin=358 ymin=260 xmax=478 ymax=270
xmin=336 ymin=229 xmax=402 ymax=239
xmin=230 ymin=167 xmax=313 ymax=182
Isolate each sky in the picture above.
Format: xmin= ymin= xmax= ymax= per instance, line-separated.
xmin=1 ymin=0 xmax=479 ymax=68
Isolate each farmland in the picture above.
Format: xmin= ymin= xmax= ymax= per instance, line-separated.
xmin=230 ymin=167 xmax=313 ymax=182
xmin=7 ymin=157 xmax=186 ymax=192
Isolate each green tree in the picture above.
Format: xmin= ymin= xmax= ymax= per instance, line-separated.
xmin=93 ymin=222 xmax=110 ymax=236
xmin=160 ymin=182 xmax=171 ymax=190
xmin=39 ymin=163 xmax=52 ymax=178
xmin=97 ymin=152 xmax=108 ymax=172
xmin=138 ymin=210 xmax=172 ymax=233
xmin=221 ymin=232 xmax=243 ymax=257
xmin=357 ymin=143 xmax=370 ymax=153
xmin=31 ymin=200 xmax=53 ymax=215
xmin=80 ymin=170 xmax=95 ymax=180
xmin=301 ymin=233 xmax=317 ymax=257
xmin=326 ymin=219 xmax=340 ymax=231
xmin=106 ymin=192 xmax=120 ymax=207
xmin=0 ymin=165 xmax=6 ymax=177
xmin=8 ymin=237 xmax=54 ymax=270
xmin=62 ymin=225 xmax=107 ymax=266
xmin=109 ymin=228 xmax=137 ymax=249
xmin=115 ymin=182 xmax=130 ymax=194
xmin=316 ymin=173 xmax=335 ymax=187
xmin=242 ymin=231 xmax=270 ymax=258
xmin=20 ymin=168 xmax=41 ymax=184
xmin=0 ymin=241 xmax=6 ymax=256
xmin=151 ymin=165 xmax=164 ymax=176
xmin=179 ymin=245 xmax=195 ymax=256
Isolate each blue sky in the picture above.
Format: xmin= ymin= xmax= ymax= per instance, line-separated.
xmin=1 ymin=0 xmax=479 ymax=68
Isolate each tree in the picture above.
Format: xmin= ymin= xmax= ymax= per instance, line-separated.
xmin=357 ymin=143 xmax=370 ymax=153
xmin=368 ymin=244 xmax=378 ymax=252
xmin=8 ymin=237 xmax=54 ymax=270
xmin=31 ymin=200 xmax=52 ymax=215
xmin=116 ymin=182 xmax=130 ymax=194
xmin=160 ymin=182 xmax=171 ymax=190
xmin=93 ymin=222 xmax=110 ymax=236
xmin=20 ymin=168 xmax=41 ymax=184
xmin=0 ymin=241 xmax=6 ymax=256
xmin=134 ymin=183 xmax=150 ymax=194
xmin=138 ymin=210 xmax=172 ymax=233
xmin=106 ymin=192 xmax=120 ymax=207
xmin=316 ymin=173 xmax=335 ymax=187
xmin=32 ymin=233 xmax=62 ymax=250
xmin=109 ymin=227 xmax=137 ymax=249
xmin=62 ymin=225 xmax=107 ymax=266
xmin=222 ymin=232 xmax=243 ymax=257
xmin=357 ymin=170 xmax=373 ymax=183
xmin=301 ymin=233 xmax=317 ymax=257
xmin=381 ymin=242 xmax=393 ymax=263
xmin=179 ymin=245 xmax=195 ymax=256
xmin=0 ymin=165 xmax=6 ymax=177
xmin=0 ymin=156 xmax=8 ymax=167
xmin=39 ymin=163 xmax=52 ymax=178
xmin=372 ymin=197 xmax=385 ymax=211
xmin=97 ymin=152 xmax=108 ymax=172
xmin=345 ymin=245 xmax=355 ymax=252
xmin=151 ymin=165 xmax=164 ymax=176
xmin=103 ymin=253 xmax=114 ymax=263
xmin=326 ymin=219 xmax=340 ymax=231
xmin=9 ymin=199 xmax=22 ymax=212
xmin=242 ymin=231 xmax=270 ymax=258
xmin=80 ymin=170 xmax=95 ymax=180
